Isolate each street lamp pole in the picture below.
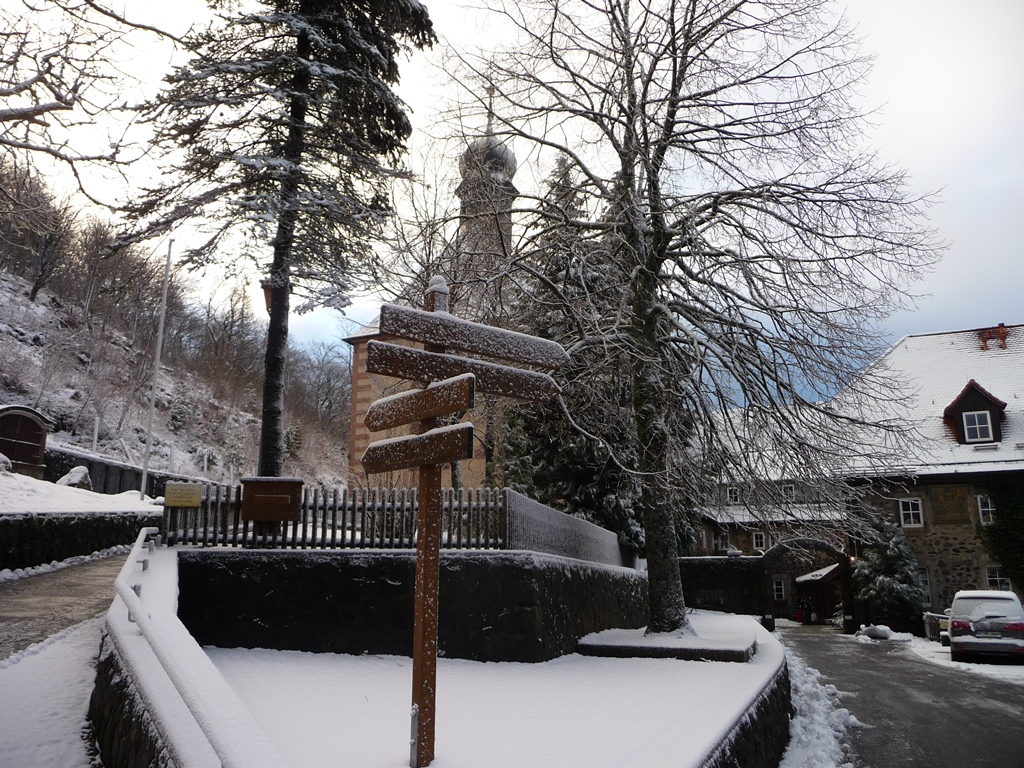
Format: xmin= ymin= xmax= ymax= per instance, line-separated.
xmin=140 ymin=239 xmax=173 ymax=500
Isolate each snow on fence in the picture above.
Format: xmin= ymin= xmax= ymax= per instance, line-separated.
xmin=164 ymin=486 xmax=631 ymax=568
xmin=164 ymin=485 xmax=505 ymax=551
xmin=101 ymin=527 xmax=290 ymax=768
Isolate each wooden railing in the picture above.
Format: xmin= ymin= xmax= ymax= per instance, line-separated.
xmin=164 ymin=485 xmax=506 ymax=550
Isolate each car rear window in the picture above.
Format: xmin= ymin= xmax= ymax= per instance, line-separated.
xmin=951 ymin=597 xmax=1024 ymax=621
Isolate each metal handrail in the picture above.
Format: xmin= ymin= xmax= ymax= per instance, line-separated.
xmin=114 ymin=527 xmax=286 ymax=768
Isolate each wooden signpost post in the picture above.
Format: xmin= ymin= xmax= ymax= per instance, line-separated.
xmin=360 ymin=276 xmax=568 ymax=768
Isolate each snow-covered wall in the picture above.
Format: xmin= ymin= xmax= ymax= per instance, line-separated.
xmin=505 ymin=489 xmax=634 ymax=568
xmin=44 ymin=445 xmax=204 ymax=497
xmin=177 ymin=549 xmax=649 ymax=662
xmin=0 ymin=511 xmax=162 ymax=570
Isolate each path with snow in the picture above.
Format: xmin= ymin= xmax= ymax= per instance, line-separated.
xmin=0 ymin=616 xmax=104 ymax=768
xmin=0 ymin=553 xmax=126 ymax=659
xmin=778 ymin=623 xmax=1024 ymax=767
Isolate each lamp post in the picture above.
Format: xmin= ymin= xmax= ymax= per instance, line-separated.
xmin=140 ymin=239 xmax=173 ymax=500
xmin=260 ymin=277 xmax=273 ymax=315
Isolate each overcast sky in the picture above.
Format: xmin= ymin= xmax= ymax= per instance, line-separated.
xmin=841 ymin=0 xmax=1024 ymax=340
xmin=50 ymin=0 xmax=1024 ymax=347
xmin=315 ymin=0 xmax=1024 ymax=346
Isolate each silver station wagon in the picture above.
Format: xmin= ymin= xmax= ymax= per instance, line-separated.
xmin=948 ymin=589 xmax=1024 ymax=663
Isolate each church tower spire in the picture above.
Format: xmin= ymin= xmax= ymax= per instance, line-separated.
xmin=454 ymin=91 xmax=518 ymax=288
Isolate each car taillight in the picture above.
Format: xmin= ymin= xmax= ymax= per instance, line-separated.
xmin=1004 ymin=622 xmax=1024 ymax=631
xmin=950 ymin=619 xmax=971 ymax=630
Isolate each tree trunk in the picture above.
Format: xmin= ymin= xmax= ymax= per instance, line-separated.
xmin=630 ymin=266 xmax=688 ymax=633
xmin=258 ymin=282 xmax=290 ymax=476
xmin=256 ymin=24 xmax=311 ymax=477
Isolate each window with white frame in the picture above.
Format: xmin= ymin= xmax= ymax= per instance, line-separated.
xmin=726 ymin=486 xmax=741 ymax=504
xmin=753 ymin=531 xmax=766 ymax=551
xmin=918 ymin=568 xmax=932 ymax=608
xmin=771 ymin=578 xmax=786 ymax=602
xmin=781 ymin=483 xmax=796 ymax=501
xmin=899 ymin=498 xmax=924 ymax=528
xmin=978 ymin=495 xmax=995 ymax=526
xmin=717 ymin=531 xmax=730 ymax=550
xmin=986 ymin=565 xmax=1012 ymax=591
xmin=963 ymin=411 xmax=993 ymax=442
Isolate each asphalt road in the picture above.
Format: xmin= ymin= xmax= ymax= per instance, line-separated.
xmin=0 ymin=554 xmax=126 ymax=659
xmin=779 ymin=624 xmax=1024 ymax=768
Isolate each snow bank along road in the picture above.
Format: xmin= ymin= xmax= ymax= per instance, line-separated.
xmin=779 ymin=624 xmax=1024 ymax=767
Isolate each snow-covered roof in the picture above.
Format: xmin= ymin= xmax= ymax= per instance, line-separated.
xmin=342 ymin=315 xmax=380 ymax=344
xmin=842 ymin=323 xmax=1024 ymax=477
xmin=796 ymin=563 xmax=840 ymax=583
xmin=701 ymin=502 xmax=845 ymax=526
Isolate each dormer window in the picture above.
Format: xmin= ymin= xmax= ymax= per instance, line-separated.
xmin=943 ymin=380 xmax=1006 ymax=445
xmin=726 ymin=486 xmax=741 ymax=504
xmin=963 ymin=411 xmax=993 ymax=442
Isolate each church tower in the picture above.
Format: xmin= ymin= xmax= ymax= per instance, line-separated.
xmin=451 ymin=93 xmax=518 ymax=319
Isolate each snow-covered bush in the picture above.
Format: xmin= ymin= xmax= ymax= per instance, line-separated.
xmin=853 ymin=516 xmax=926 ymax=623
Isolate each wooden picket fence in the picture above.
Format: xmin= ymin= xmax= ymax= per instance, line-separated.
xmin=163 ymin=485 xmax=506 ymax=550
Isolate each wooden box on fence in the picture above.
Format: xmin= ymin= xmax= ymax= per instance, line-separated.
xmin=164 ymin=482 xmax=203 ymax=508
xmin=240 ymin=477 xmax=304 ymax=522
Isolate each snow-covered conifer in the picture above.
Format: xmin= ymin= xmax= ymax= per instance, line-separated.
xmin=128 ymin=0 xmax=434 ymax=475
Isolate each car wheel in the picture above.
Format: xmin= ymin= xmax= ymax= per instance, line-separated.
xmin=950 ymin=650 xmax=968 ymax=663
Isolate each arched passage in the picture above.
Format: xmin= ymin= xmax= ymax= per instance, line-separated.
xmin=762 ymin=538 xmax=855 ymax=634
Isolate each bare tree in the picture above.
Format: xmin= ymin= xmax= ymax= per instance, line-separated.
xmin=0 ymin=0 xmax=139 ymax=197
xmin=445 ymin=0 xmax=942 ymax=632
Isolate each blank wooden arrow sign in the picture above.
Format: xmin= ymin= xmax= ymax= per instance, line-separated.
xmin=366 ymin=341 xmax=560 ymax=402
xmin=364 ymin=374 xmax=475 ymax=433
xmin=361 ymin=422 xmax=474 ymax=475
xmin=379 ymin=303 xmax=569 ymax=369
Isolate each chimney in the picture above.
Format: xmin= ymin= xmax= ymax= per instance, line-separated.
xmin=980 ymin=323 xmax=1007 ymax=351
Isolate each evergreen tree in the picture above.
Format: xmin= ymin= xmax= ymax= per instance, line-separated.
xmin=129 ymin=0 xmax=434 ymax=475
xmin=502 ymin=159 xmax=646 ymax=554
xmin=853 ymin=516 xmax=927 ymax=621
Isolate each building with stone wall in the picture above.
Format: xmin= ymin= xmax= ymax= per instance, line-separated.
xmin=698 ymin=323 xmax=1024 ymax=618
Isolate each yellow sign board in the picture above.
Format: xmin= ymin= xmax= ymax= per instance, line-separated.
xmin=164 ymin=482 xmax=203 ymax=508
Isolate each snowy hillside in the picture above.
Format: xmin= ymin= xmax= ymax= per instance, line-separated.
xmin=0 ymin=269 xmax=350 ymax=486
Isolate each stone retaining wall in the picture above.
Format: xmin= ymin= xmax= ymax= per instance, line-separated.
xmin=0 ymin=512 xmax=162 ymax=570
xmin=177 ymin=549 xmax=649 ymax=663
xmin=89 ymin=634 xmax=176 ymax=768
xmin=703 ymin=663 xmax=792 ymax=768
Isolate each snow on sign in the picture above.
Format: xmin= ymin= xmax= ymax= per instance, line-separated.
xmin=365 ymin=341 xmax=561 ymax=402
xmin=378 ymin=302 xmax=569 ymax=369
xmin=361 ymin=422 xmax=475 ymax=474
xmin=358 ymin=276 xmax=568 ymax=768
xmin=364 ymin=373 xmax=475 ymax=433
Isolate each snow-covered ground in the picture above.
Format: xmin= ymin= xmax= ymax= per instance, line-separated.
xmin=206 ymin=614 xmax=774 ymax=768
xmin=6 ymin=596 xmax=1022 ymax=768
xmin=905 ymin=636 xmax=1024 ymax=683
xmin=0 ymin=610 xmax=850 ymax=768
xmin=0 ymin=616 xmax=104 ymax=768
xmin=0 ymin=469 xmax=158 ymax=515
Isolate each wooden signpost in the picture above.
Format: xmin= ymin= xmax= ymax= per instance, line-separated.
xmin=359 ymin=276 xmax=568 ymax=768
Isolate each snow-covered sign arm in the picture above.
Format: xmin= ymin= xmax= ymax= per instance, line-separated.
xmin=379 ymin=303 xmax=570 ymax=370
xmin=364 ymin=374 xmax=475 ymax=433
xmin=366 ymin=341 xmax=561 ymax=402
xmin=361 ymin=423 xmax=475 ymax=475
